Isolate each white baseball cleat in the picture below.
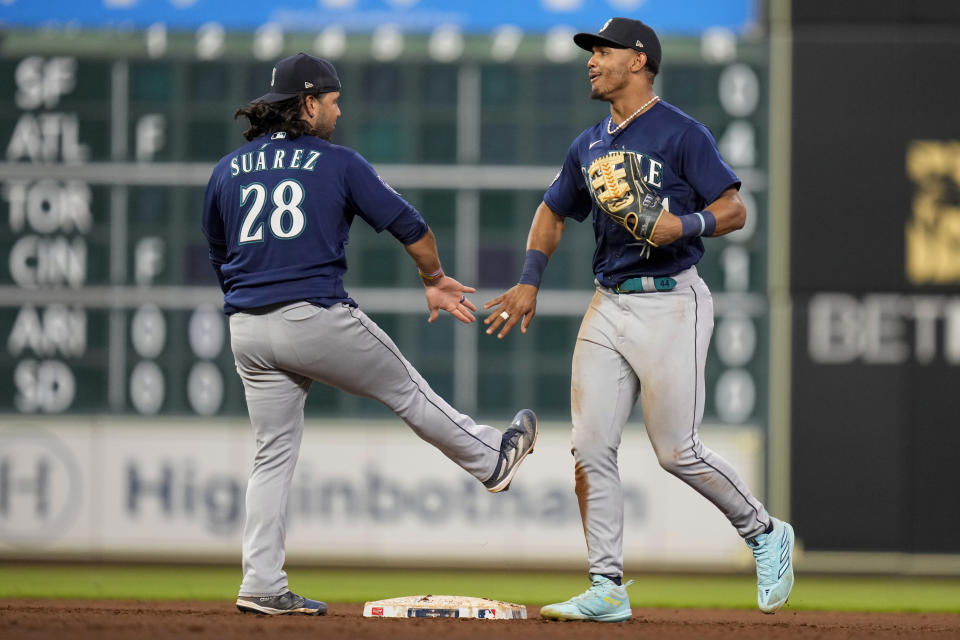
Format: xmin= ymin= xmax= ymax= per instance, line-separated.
xmin=483 ymin=409 xmax=538 ymax=493
xmin=746 ymin=517 xmax=795 ymax=613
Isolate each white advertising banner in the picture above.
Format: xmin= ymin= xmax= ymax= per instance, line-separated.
xmin=0 ymin=418 xmax=763 ymax=569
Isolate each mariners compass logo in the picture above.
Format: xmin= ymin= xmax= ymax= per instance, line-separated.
xmin=905 ymin=141 xmax=960 ymax=283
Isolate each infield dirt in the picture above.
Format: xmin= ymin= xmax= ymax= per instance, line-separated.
xmin=2 ymin=599 xmax=960 ymax=639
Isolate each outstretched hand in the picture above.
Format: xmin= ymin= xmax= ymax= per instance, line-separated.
xmin=483 ymin=284 xmax=538 ymax=339
xmin=425 ymin=275 xmax=478 ymax=324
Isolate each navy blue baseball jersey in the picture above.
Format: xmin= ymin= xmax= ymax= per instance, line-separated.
xmin=544 ymin=100 xmax=739 ymax=286
xmin=202 ymin=132 xmax=427 ymax=313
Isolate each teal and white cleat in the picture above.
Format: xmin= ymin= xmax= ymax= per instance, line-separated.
xmin=540 ymin=574 xmax=633 ymax=622
xmin=746 ymin=517 xmax=795 ymax=613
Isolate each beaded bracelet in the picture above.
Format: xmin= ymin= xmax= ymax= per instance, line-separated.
xmin=418 ymin=267 xmax=444 ymax=282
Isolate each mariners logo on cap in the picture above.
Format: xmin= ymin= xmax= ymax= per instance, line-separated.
xmin=271 ymin=67 xmax=276 ymax=87
xmin=601 ymin=19 xmax=612 ymax=32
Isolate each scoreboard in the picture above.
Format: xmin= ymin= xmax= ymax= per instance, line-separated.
xmin=0 ymin=32 xmax=770 ymax=425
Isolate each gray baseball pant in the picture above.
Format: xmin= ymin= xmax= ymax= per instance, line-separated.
xmin=229 ymin=301 xmax=503 ymax=597
xmin=571 ymin=267 xmax=770 ymax=577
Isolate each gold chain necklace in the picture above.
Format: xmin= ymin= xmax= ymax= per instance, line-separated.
xmin=607 ymin=95 xmax=660 ymax=135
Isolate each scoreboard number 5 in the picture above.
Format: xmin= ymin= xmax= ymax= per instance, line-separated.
xmin=238 ymin=179 xmax=307 ymax=244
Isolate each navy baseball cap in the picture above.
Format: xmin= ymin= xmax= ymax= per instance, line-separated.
xmin=574 ymin=17 xmax=662 ymax=68
xmin=256 ymin=52 xmax=341 ymax=103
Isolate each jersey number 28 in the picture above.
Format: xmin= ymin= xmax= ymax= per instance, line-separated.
xmin=238 ymin=179 xmax=306 ymax=243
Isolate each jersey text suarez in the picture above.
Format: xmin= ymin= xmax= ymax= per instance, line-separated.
xmin=201 ymin=132 xmax=427 ymax=313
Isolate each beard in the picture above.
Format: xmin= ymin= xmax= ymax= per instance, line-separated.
xmin=590 ymin=86 xmax=609 ymax=101
xmin=589 ymin=70 xmax=628 ymax=102
xmin=311 ymin=119 xmax=336 ymax=141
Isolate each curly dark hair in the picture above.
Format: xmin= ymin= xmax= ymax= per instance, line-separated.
xmin=234 ymin=93 xmax=319 ymax=141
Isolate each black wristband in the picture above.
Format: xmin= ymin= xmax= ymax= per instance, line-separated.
xmin=518 ymin=249 xmax=549 ymax=288
xmin=680 ymin=210 xmax=718 ymax=238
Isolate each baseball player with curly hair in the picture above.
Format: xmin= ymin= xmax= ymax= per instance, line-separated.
xmin=483 ymin=18 xmax=794 ymax=622
xmin=201 ymin=53 xmax=537 ymax=617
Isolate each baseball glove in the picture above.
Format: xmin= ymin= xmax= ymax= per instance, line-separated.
xmin=584 ymin=150 xmax=664 ymax=246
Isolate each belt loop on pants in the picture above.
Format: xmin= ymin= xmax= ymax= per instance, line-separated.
xmin=614 ymin=276 xmax=677 ymax=294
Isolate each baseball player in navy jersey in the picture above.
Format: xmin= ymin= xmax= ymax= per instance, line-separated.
xmin=483 ymin=19 xmax=794 ymax=621
xmin=201 ymin=53 xmax=537 ymax=616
